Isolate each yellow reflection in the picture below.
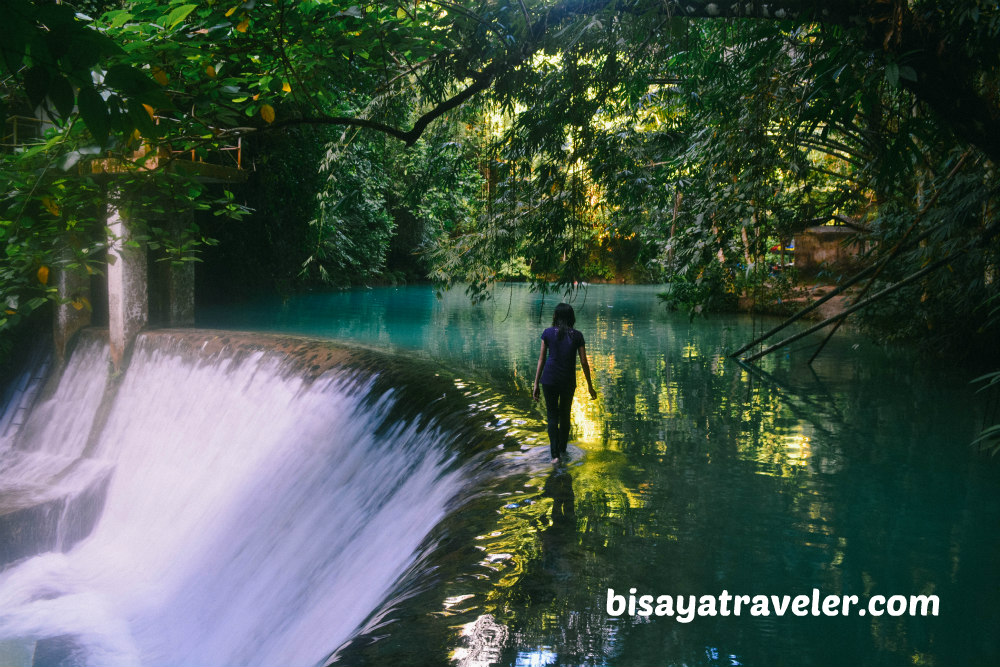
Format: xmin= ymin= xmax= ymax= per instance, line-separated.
xmin=444 ymin=594 xmax=475 ymax=610
xmin=589 ymin=348 xmax=618 ymax=382
xmin=658 ymin=381 xmax=679 ymax=417
xmin=784 ymin=433 xmax=812 ymax=465
xmin=634 ymin=390 xmax=650 ymax=418
xmin=569 ymin=397 xmax=601 ymax=443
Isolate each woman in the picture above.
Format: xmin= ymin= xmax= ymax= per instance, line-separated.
xmin=532 ymin=303 xmax=597 ymax=463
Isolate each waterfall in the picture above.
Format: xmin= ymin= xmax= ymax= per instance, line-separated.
xmin=0 ymin=331 xmax=467 ymax=667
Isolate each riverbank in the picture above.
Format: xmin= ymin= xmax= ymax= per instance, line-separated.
xmin=738 ymin=280 xmax=863 ymax=322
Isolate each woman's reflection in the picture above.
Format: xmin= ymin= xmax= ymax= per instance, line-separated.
xmin=544 ymin=467 xmax=575 ymax=529
xmin=518 ymin=467 xmax=578 ymax=607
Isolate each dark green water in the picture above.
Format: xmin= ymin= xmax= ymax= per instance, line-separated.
xmin=200 ymin=284 xmax=1000 ymax=667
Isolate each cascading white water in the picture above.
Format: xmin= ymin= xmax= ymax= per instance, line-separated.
xmin=0 ymin=333 xmax=464 ymax=667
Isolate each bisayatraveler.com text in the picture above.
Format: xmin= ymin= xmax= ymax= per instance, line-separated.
xmin=607 ymin=588 xmax=940 ymax=623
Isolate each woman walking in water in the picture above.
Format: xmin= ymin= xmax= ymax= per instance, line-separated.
xmin=532 ymin=303 xmax=597 ymax=464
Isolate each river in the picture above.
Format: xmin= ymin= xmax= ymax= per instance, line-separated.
xmin=0 ymin=284 xmax=996 ymax=667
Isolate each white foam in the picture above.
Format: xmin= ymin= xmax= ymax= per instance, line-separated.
xmin=0 ymin=335 xmax=463 ymax=666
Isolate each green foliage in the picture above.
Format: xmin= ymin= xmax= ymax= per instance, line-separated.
xmin=971 ymin=293 xmax=1000 ymax=455
xmin=305 ymin=136 xmax=395 ymax=284
xmin=199 ymin=124 xmax=335 ymax=298
xmin=0 ymin=124 xmax=105 ymax=340
xmin=304 ymin=113 xmax=486 ymax=286
xmin=433 ymin=5 xmax=1000 ymax=339
xmin=856 ymin=159 xmax=1000 ymax=352
xmin=3 ymin=0 xmax=1000 ymax=383
xmin=0 ymin=120 xmax=244 ymax=351
xmin=385 ymin=122 xmax=486 ymax=281
xmin=658 ymin=265 xmax=737 ymax=318
xmin=0 ymin=1 xmax=147 ymax=143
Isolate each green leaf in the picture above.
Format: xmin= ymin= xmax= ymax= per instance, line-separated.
xmin=972 ymin=370 xmax=1000 ymax=389
xmin=885 ymin=62 xmax=899 ymax=88
xmin=106 ymin=95 xmax=130 ymax=135
xmin=78 ymin=85 xmax=110 ymax=145
xmin=128 ymin=99 xmax=157 ymax=138
xmin=48 ymin=75 xmax=75 ymax=119
xmin=25 ymin=297 xmax=48 ymax=313
xmin=972 ymin=423 xmax=1000 ymax=447
xmin=106 ymin=10 xmax=134 ymax=28
xmin=24 ymin=66 xmax=50 ymax=108
xmin=62 ymin=31 xmax=115 ymax=75
xmin=104 ymin=64 xmax=157 ymax=95
xmin=166 ymin=4 xmax=198 ymax=29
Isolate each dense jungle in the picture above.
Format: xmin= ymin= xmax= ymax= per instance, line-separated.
xmin=2 ymin=0 xmax=999 ymax=444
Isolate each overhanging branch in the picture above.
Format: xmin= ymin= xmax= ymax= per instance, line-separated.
xmin=251 ymin=64 xmax=499 ymax=146
xmin=231 ymin=0 xmax=1000 ymax=162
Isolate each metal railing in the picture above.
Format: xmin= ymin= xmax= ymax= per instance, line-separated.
xmin=171 ymin=136 xmax=242 ymax=169
xmin=156 ymin=115 xmax=243 ymax=170
xmin=1 ymin=115 xmax=44 ymax=150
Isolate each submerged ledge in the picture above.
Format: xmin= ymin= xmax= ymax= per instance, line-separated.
xmin=133 ymin=328 xmax=360 ymax=382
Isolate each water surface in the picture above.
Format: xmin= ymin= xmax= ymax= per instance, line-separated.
xmin=201 ymin=284 xmax=1000 ymax=667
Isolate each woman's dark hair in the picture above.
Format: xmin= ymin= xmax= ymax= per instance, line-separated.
xmin=552 ymin=303 xmax=576 ymax=340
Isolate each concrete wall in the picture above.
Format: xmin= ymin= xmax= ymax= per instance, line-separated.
xmin=53 ymin=246 xmax=92 ymax=363
xmin=52 ymin=190 xmax=200 ymax=370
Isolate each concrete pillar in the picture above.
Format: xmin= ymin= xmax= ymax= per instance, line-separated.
xmin=165 ymin=260 xmax=195 ymax=326
xmin=106 ymin=199 xmax=147 ymax=371
xmin=165 ymin=211 xmax=195 ymax=326
xmin=52 ymin=246 xmax=92 ymax=364
xmin=147 ymin=212 xmax=196 ymax=327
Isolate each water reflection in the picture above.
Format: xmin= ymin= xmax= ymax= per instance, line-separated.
xmin=519 ymin=468 xmax=576 ymax=606
xmin=200 ymin=285 xmax=1000 ymax=667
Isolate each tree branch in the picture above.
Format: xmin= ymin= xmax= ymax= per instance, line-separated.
xmin=248 ymin=64 xmax=499 ymax=146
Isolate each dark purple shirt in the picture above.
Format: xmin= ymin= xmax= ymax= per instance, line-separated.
xmin=540 ymin=327 xmax=585 ymax=387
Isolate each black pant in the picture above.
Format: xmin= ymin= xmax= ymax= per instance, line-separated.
xmin=542 ymin=383 xmax=575 ymax=458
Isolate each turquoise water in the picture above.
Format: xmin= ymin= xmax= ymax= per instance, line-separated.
xmin=201 ymin=284 xmax=1000 ymax=667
